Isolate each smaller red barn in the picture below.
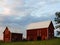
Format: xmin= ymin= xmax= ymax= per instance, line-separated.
xmin=3 ymin=27 xmax=23 ymax=42
xmin=26 ymin=21 xmax=54 ymax=41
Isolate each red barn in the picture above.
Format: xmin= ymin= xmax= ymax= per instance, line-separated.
xmin=3 ymin=27 xmax=23 ymax=42
xmin=27 ymin=21 xmax=54 ymax=41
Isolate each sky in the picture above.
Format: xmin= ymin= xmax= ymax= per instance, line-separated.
xmin=0 ymin=0 xmax=60 ymax=40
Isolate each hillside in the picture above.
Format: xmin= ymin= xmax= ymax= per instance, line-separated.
xmin=0 ymin=38 xmax=60 ymax=45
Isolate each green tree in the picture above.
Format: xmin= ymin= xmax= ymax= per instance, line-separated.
xmin=54 ymin=12 xmax=60 ymax=28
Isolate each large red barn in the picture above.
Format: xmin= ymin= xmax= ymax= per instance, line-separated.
xmin=26 ymin=21 xmax=54 ymax=41
xmin=3 ymin=27 xmax=23 ymax=42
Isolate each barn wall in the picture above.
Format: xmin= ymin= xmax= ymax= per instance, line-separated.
xmin=37 ymin=28 xmax=48 ymax=40
xmin=27 ymin=30 xmax=37 ymax=41
xmin=27 ymin=28 xmax=48 ymax=41
xmin=3 ymin=30 xmax=11 ymax=42
xmin=3 ymin=27 xmax=23 ymax=42
xmin=48 ymin=22 xmax=54 ymax=39
xmin=27 ymin=21 xmax=54 ymax=41
xmin=11 ymin=33 xmax=22 ymax=42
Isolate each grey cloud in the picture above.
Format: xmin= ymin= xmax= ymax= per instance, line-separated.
xmin=1 ymin=15 xmax=54 ymax=27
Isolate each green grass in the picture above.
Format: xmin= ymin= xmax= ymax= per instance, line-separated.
xmin=0 ymin=38 xmax=60 ymax=45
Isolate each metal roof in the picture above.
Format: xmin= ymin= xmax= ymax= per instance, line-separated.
xmin=27 ymin=21 xmax=52 ymax=29
xmin=4 ymin=27 xmax=22 ymax=33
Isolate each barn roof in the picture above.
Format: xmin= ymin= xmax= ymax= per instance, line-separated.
xmin=4 ymin=27 xmax=22 ymax=34
xmin=27 ymin=21 xmax=52 ymax=29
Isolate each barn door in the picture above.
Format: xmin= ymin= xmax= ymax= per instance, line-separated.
xmin=37 ymin=36 xmax=41 ymax=40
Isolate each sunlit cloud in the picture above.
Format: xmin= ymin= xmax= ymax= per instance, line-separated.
xmin=0 ymin=7 xmax=11 ymax=15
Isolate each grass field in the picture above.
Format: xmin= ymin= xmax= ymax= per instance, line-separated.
xmin=0 ymin=38 xmax=60 ymax=45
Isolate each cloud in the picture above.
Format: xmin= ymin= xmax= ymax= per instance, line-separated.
xmin=0 ymin=0 xmax=26 ymax=22
xmin=0 ymin=7 xmax=11 ymax=15
xmin=0 ymin=0 xmax=25 ymax=16
xmin=0 ymin=0 xmax=60 ymax=39
xmin=0 ymin=0 xmax=60 ymax=18
xmin=0 ymin=0 xmax=60 ymax=19
xmin=24 ymin=0 xmax=60 ymax=18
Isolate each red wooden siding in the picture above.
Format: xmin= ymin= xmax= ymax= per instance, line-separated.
xmin=27 ymin=22 xmax=54 ymax=41
xmin=27 ymin=30 xmax=37 ymax=41
xmin=27 ymin=28 xmax=48 ymax=41
xmin=3 ymin=27 xmax=23 ymax=42
xmin=3 ymin=28 xmax=11 ymax=42
xmin=48 ymin=22 xmax=54 ymax=39
xmin=11 ymin=33 xmax=22 ymax=42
